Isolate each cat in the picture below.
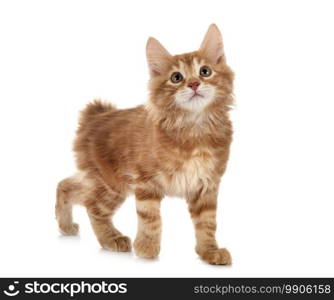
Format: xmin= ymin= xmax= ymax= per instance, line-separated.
xmin=56 ymin=24 xmax=234 ymax=265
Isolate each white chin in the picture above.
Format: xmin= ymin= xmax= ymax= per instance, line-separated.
xmin=178 ymin=96 xmax=213 ymax=111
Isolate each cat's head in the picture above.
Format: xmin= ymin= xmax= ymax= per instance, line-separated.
xmin=146 ymin=24 xmax=234 ymax=115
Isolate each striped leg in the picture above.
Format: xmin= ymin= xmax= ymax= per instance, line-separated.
xmin=134 ymin=188 xmax=162 ymax=258
xmin=86 ymin=187 xmax=131 ymax=252
xmin=187 ymin=187 xmax=231 ymax=265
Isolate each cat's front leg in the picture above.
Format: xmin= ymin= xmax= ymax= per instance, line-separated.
xmin=134 ymin=188 xmax=162 ymax=259
xmin=187 ymin=186 xmax=232 ymax=265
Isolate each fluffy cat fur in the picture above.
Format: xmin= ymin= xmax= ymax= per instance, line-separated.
xmin=56 ymin=24 xmax=234 ymax=265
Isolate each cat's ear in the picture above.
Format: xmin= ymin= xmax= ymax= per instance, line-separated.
xmin=146 ymin=37 xmax=172 ymax=77
xmin=199 ymin=24 xmax=225 ymax=64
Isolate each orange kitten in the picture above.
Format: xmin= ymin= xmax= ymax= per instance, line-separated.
xmin=56 ymin=24 xmax=234 ymax=265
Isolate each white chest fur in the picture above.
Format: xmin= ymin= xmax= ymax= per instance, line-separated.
xmin=162 ymin=149 xmax=217 ymax=197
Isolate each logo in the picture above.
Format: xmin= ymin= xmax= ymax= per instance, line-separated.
xmin=3 ymin=281 xmax=20 ymax=297
xmin=2 ymin=280 xmax=127 ymax=297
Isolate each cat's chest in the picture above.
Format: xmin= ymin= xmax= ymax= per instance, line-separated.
xmin=161 ymin=149 xmax=217 ymax=197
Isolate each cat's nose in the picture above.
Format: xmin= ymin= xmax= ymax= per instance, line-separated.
xmin=188 ymin=81 xmax=200 ymax=91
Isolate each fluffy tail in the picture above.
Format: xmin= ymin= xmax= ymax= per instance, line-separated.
xmin=77 ymin=99 xmax=116 ymax=132
xmin=81 ymin=99 xmax=115 ymax=121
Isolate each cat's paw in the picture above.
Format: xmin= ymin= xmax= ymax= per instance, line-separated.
xmin=102 ymin=235 xmax=132 ymax=252
xmin=59 ymin=223 xmax=79 ymax=236
xmin=134 ymin=235 xmax=160 ymax=259
xmin=201 ymin=248 xmax=232 ymax=265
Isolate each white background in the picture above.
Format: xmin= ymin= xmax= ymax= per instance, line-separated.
xmin=0 ymin=0 xmax=333 ymax=277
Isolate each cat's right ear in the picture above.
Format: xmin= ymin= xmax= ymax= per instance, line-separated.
xmin=146 ymin=37 xmax=172 ymax=77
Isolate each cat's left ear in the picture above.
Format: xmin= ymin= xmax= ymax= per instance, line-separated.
xmin=199 ymin=24 xmax=225 ymax=64
xmin=146 ymin=37 xmax=172 ymax=77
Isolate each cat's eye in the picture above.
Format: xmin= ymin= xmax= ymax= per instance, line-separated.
xmin=200 ymin=66 xmax=212 ymax=77
xmin=170 ymin=72 xmax=183 ymax=84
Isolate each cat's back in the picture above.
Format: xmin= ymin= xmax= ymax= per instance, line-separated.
xmin=74 ymin=100 xmax=149 ymax=173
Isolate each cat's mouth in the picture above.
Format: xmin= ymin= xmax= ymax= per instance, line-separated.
xmin=189 ymin=92 xmax=204 ymax=100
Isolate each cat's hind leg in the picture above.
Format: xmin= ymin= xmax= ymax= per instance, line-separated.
xmin=85 ymin=185 xmax=131 ymax=252
xmin=55 ymin=173 xmax=89 ymax=235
